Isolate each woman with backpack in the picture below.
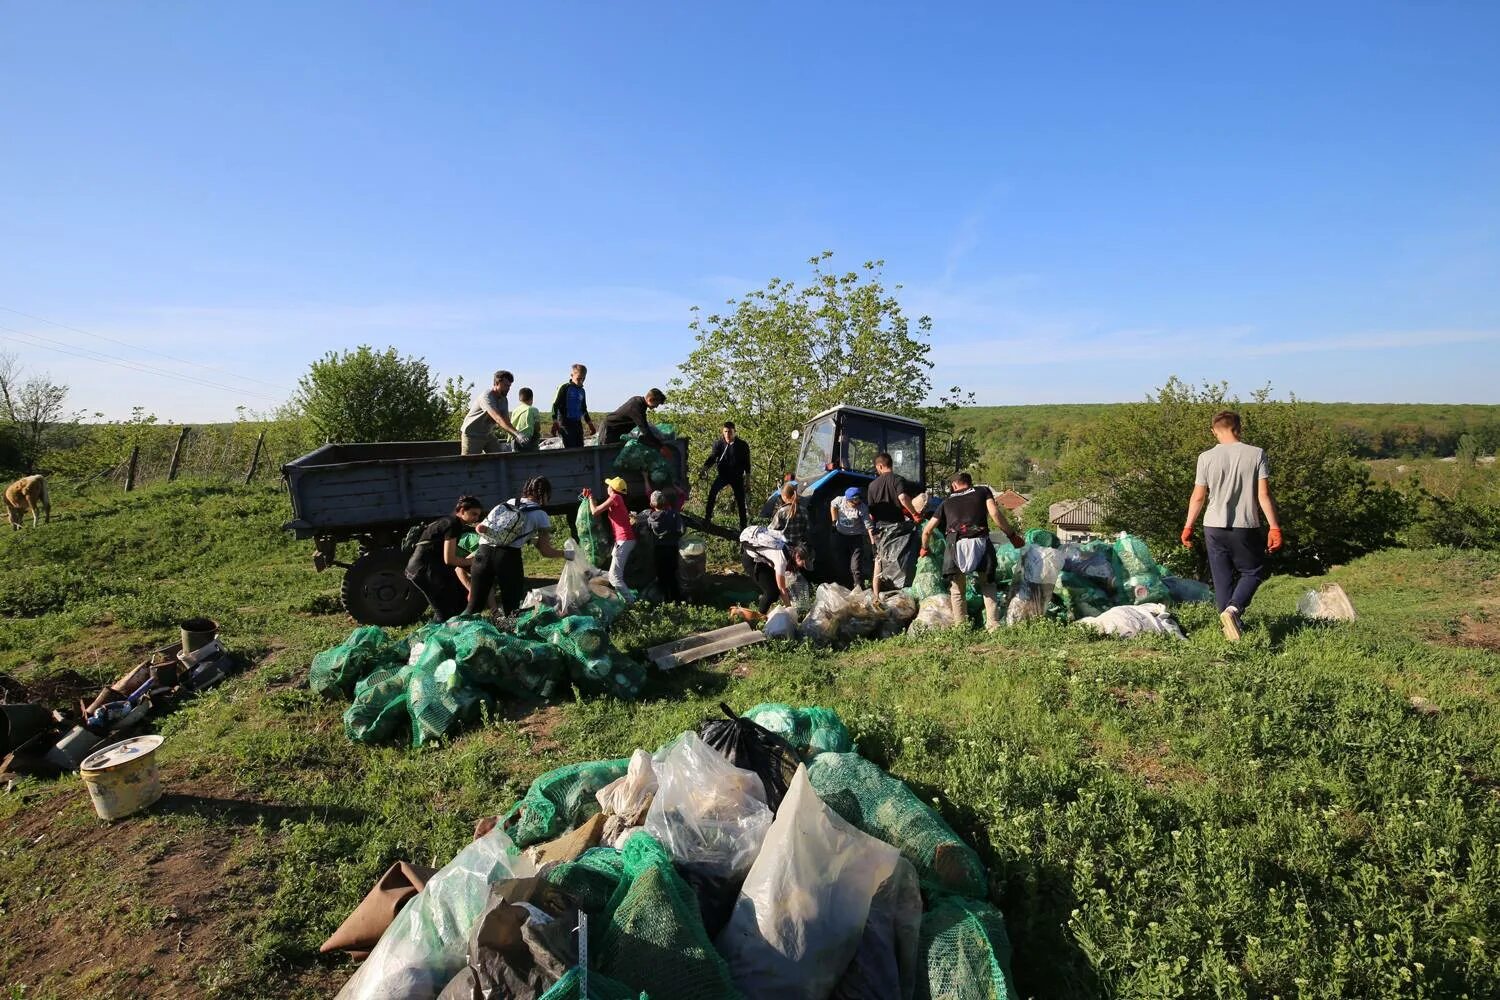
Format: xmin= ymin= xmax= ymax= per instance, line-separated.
xmin=404 ymin=495 xmax=486 ymax=621
xmin=464 ymin=476 xmax=572 ymax=616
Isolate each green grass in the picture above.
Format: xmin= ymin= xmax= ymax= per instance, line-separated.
xmin=1 ymin=481 xmax=1498 ymax=998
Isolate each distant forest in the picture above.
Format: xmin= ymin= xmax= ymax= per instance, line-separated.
xmin=949 ymin=402 xmax=1500 ymax=486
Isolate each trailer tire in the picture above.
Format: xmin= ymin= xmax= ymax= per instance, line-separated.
xmin=341 ymin=548 xmax=427 ymax=627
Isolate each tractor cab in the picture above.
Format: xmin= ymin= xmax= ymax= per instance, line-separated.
xmin=784 ymin=405 xmax=928 ymax=581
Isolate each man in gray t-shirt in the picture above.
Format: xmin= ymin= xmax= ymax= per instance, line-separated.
xmin=1181 ymin=409 xmax=1283 ymax=641
xmin=461 ymin=369 xmax=523 ymax=455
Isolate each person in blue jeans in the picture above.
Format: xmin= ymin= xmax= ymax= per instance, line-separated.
xmin=549 ymin=363 xmax=597 ymax=448
xmin=1180 ymin=409 xmax=1283 ymax=641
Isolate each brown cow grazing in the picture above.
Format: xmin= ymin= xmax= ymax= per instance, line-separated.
xmin=4 ymin=475 xmax=50 ymax=529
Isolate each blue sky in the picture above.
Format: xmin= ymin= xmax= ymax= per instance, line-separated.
xmin=1 ymin=1 xmax=1497 ymax=422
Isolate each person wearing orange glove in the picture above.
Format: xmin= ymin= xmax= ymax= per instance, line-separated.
xmin=1181 ymin=410 xmax=1281 ymax=641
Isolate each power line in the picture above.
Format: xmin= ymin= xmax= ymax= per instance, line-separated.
xmin=0 ymin=323 xmax=284 ymax=401
xmin=0 ymin=304 xmax=291 ymax=392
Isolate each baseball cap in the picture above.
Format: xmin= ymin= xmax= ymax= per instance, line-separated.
xmin=605 ymin=476 xmax=628 ymax=494
xmin=844 ymin=486 xmax=862 ymax=499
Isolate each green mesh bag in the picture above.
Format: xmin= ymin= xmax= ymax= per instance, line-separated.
xmin=1123 ymin=572 xmax=1171 ymax=606
xmin=600 ymin=655 xmax=647 ymax=700
xmin=501 ymin=758 xmax=630 ymax=848
xmin=910 ymin=531 xmax=947 ymax=601
xmin=514 ymin=604 xmax=562 ymax=640
xmin=917 ymin=894 xmax=1017 ymax=1000
xmin=577 ymin=497 xmax=606 ymax=569
xmin=343 ymin=665 xmax=412 ymax=744
xmin=993 ymin=541 xmax=1022 ymax=588
xmin=1060 ymin=572 xmax=1113 ymax=620
xmin=407 ymin=659 xmax=462 ymax=748
xmin=1113 ymin=533 xmax=1162 ymax=580
xmin=541 ymin=848 xmax=627 ymax=914
xmin=807 ymin=752 xmax=988 ymax=899
xmin=594 ymin=832 xmax=741 ymax=1000
xmin=310 ymin=625 xmax=405 ymax=699
xmin=539 ymin=615 xmax=613 ymax=665
xmin=613 ymin=439 xmax=658 ymax=473
xmin=743 ymin=703 xmax=853 ymax=759
xmin=537 ymin=968 xmax=645 ymax=1000
xmin=1024 ymin=528 xmax=1059 ymax=549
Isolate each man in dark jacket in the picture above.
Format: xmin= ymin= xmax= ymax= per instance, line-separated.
xmin=601 ymin=388 xmax=667 ymax=446
xmin=701 ymin=421 xmax=752 ymax=529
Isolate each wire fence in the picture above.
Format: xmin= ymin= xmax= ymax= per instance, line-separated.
xmin=50 ymin=420 xmax=317 ymax=491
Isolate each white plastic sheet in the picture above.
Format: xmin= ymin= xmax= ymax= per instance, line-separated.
xmin=799 ymin=583 xmax=853 ymax=643
xmin=642 ymin=732 xmax=772 ymax=879
xmin=717 ymin=766 xmax=902 ymax=999
xmin=1077 ymin=603 xmax=1185 ymax=639
xmin=335 ymin=827 xmax=536 ymax=1000
xmin=764 ymin=605 xmax=799 ymax=640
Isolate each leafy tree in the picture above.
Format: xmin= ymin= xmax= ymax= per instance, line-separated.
xmin=441 ymin=375 xmax=475 ymax=438
xmin=293 ymin=346 xmax=457 ymax=443
xmin=0 ymin=351 xmax=70 ymax=471
xmin=1058 ymin=378 xmax=1409 ymax=575
xmin=669 ymin=253 xmax=963 ymax=503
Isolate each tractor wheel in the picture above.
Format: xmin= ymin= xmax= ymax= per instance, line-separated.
xmin=341 ymin=547 xmax=427 ymax=627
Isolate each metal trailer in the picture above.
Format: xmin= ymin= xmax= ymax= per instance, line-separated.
xmin=282 ymin=438 xmax=688 ymax=625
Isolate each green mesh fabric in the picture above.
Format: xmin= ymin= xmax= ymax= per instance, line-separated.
xmin=501 ymin=758 xmax=630 ymax=848
xmin=910 ymin=532 xmax=948 ymax=600
xmin=807 ymin=752 xmax=988 ymax=899
xmin=577 ymin=497 xmax=606 ymax=569
xmin=742 ymin=703 xmax=853 ymax=758
xmin=916 ymin=894 xmax=1017 ymax=1000
xmin=594 ymin=832 xmax=741 ymax=1000
xmin=343 ymin=666 xmax=412 ymax=743
xmin=1024 ymin=528 xmax=1059 ymax=549
xmin=993 ymin=542 xmax=1022 ymax=587
xmin=1059 ymin=572 xmax=1113 ymax=620
xmin=310 ymin=625 xmax=405 ymax=699
xmin=514 ymin=604 xmax=563 ymax=640
xmin=541 ymin=849 xmax=627 ymax=914
xmin=540 ymin=616 xmax=612 ymax=663
xmin=536 ymin=968 xmax=645 ymax=1000
xmin=1122 ymin=572 xmax=1171 ymax=606
xmin=613 ymin=438 xmax=677 ymax=488
xmin=1113 ymin=533 xmax=1162 ymax=579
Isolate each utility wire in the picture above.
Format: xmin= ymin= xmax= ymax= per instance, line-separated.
xmin=0 ymin=304 xmax=291 ymax=392
xmin=0 ymin=323 xmax=283 ymax=401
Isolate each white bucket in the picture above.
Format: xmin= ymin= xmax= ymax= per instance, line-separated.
xmin=79 ymin=735 xmax=165 ymax=821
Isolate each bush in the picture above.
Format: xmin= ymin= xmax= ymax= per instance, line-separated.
xmin=1059 ymin=379 xmax=1409 ymax=575
xmin=293 ymin=346 xmax=458 ymax=444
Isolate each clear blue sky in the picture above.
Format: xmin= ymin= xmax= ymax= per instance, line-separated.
xmin=2 ymin=1 xmax=1497 ymax=422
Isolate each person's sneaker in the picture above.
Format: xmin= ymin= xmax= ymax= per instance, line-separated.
xmin=1220 ymin=607 xmax=1243 ymax=642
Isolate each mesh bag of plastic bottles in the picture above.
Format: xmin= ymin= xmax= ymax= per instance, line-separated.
xmin=1165 ymin=575 xmax=1215 ymax=604
xmin=1122 ymin=572 xmax=1172 ymax=605
xmin=1024 ymin=527 xmax=1059 ymax=549
xmin=536 ymin=968 xmax=645 ymax=1000
xmin=599 ymin=655 xmax=648 ymax=699
xmin=514 ymin=604 xmax=563 ymax=640
xmin=577 ymin=497 xmax=606 ymax=569
xmin=311 ymin=625 xmax=407 ymax=699
xmin=743 ymin=703 xmax=853 ymax=759
xmin=1060 ymin=571 xmax=1114 ymax=620
xmin=501 ymin=758 xmax=631 ymax=848
xmin=807 ymin=752 xmax=987 ymax=898
xmin=1113 ymin=533 xmax=1163 ymax=579
xmin=541 ymin=848 xmax=628 ymax=914
xmin=344 ymin=666 xmax=413 ymax=744
xmin=594 ymin=832 xmax=740 ymax=1000
xmin=406 ymin=659 xmax=491 ymax=748
xmin=993 ymin=540 xmax=1023 ymax=588
xmin=909 ymin=531 xmax=947 ymax=600
xmin=539 ymin=615 xmax=613 ymax=665
xmin=916 ymin=893 xmax=1017 ymax=1000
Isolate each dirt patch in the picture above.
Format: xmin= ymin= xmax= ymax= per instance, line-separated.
xmin=0 ymin=667 xmax=101 ymax=713
xmin=1092 ymin=736 xmax=1206 ymax=789
xmin=1450 ymin=614 xmax=1500 ymax=653
xmin=516 ymin=704 xmax=565 ymax=754
xmin=1107 ymin=686 xmax=1162 ymax=710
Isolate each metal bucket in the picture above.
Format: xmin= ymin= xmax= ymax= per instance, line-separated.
xmin=179 ymin=618 xmax=218 ymax=656
xmin=79 ymin=735 xmax=164 ymax=820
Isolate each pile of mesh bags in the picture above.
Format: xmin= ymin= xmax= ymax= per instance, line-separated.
xmin=312 ymin=608 xmax=651 ymax=748
xmin=337 ymin=703 xmax=1016 ymax=1000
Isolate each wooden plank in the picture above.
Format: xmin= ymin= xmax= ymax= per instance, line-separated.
xmin=646 ymin=623 xmax=752 ymax=662
xmin=654 ymin=629 xmax=767 ymax=670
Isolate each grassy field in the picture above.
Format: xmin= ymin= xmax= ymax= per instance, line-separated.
xmin=1 ymin=482 xmax=1498 ymax=998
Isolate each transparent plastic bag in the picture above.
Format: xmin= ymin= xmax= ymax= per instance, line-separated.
xmin=596 ymin=747 xmax=658 ymax=824
xmin=799 ymin=583 xmax=853 ymax=643
xmin=908 ymin=595 xmax=956 ymax=633
xmin=1021 ymin=545 xmax=1064 ymax=586
xmin=839 ymin=588 xmax=886 ymax=640
xmin=642 ymin=731 xmax=772 ymax=879
xmin=556 ymin=539 xmax=591 ymax=616
xmin=830 ymin=858 xmax=922 ymax=1000
xmin=1298 ymin=583 xmax=1356 ymax=621
xmin=335 ymin=827 xmax=536 ymax=1000
xmin=878 ymin=591 xmax=919 ymax=637
xmin=764 ymin=605 xmax=799 ymax=640
xmin=717 ymin=766 xmax=901 ymax=1000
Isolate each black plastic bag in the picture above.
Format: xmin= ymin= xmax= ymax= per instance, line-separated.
xmin=696 ymin=702 xmax=800 ymax=813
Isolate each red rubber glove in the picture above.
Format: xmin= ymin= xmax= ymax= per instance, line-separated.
xmin=1267 ymin=527 xmax=1283 ymax=553
xmin=1180 ymin=526 xmax=1193 ymax=548
xmin=919 ymin=547 xmax=929 ymax=558
xmin=580 ymin=487 xmax=592 ymax=499
xmin=1008 ymin=530 xmax=1025 ymax=549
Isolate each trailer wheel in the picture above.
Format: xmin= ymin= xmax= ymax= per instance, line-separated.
xmin=341 ymin=548 xmax=427 ymax=626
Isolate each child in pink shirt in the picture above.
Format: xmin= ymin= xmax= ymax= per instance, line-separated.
xmin=589 ymin=476 xmax=638 ymax=597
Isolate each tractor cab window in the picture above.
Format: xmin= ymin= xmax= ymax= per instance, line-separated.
xmin=841 ymin=415 xmax=884 ymax=474
xmin=795 ymin=415 xmax=836 ymax=484
xmin=886 ymin=427 xmax=923 ymax=483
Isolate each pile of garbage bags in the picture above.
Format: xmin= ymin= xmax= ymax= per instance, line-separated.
xmin=335 ymin=703 xmax=1016 ymax=1000
xmin=310 ymin=599 xmax=649 ymax=748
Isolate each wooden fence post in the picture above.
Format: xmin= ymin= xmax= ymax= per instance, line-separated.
xmin=244 ymin=430 xmax=266 ymax=484
xmin=124 ymin=446 xmax=139 ymax=492
xmin=167 ymin=426 xmax=191 ymax=482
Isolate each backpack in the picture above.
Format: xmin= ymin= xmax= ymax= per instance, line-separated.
xmin=482 ymin=500 xmax=538 ymax=548
xmin=401 ymin=522 xmax=427 ymax=553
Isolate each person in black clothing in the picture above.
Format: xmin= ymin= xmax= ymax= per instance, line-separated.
xmin=868 ymin=452 xmax=921 ymax=598
xmin=701 ymin=421 xmax=752 ymax=529
xmin=920 ymin=472 xmax=1024 ymax=630
xmin=740 ymin=528 xmax=811 ymax=614
xmin=464 ymin=477 xmax=572 ymax=616
xmin=405 ymin=495 xmax=486 ymax=621
xmin=601 ymin=388 xmax=667 ymax=446
xmin=642 ymin=488 xmax=684 ymax=602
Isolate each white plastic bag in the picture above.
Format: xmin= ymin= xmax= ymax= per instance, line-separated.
xmin=596 ymin=748 xmax=658 ymax=822
xmin=555 ymin=540 xmax=591 ymax=616
xmin=717 ymin=766 xmax=902 ymax=999
xmin=908 ymin=594 xmax=955 ymax=633
xmin=1077 ymin=603 xmax=1185 ymax=639
xmin=643 ymin=732 xmax=772 ymax=879
xmin=800 ymin=583 xmax=853 ymax=642
xmin=764 ymin=605 xmax=799 ymax=640
xmin=830 ymin=858 xmax=922 ymax=1000
xmin=1022 ymin=544 xmax=1064 ymax=586
xmin=335 ymin=827 xmax=536 ymax=1000
xmin=1298 ymin=583 xmax=1356 ymax=621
